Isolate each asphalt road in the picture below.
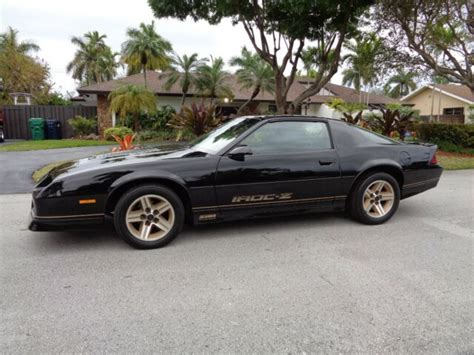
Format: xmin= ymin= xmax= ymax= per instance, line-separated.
xmin=0 ymin=171 xmax=473 ymax=353
xmin=0 ymin=146 xmax=111 ymax=194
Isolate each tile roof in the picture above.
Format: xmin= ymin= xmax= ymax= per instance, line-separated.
xmin=78 ymin=70 xmax=396 ymax=105
xmin=432 ymin=84 xmax=474 ymax=103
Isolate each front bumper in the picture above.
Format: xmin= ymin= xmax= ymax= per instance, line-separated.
xmin=28 ymin=208 xmax=105 ymax=231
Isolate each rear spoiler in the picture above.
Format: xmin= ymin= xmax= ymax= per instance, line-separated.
xmin=405 ymin=141 xmax=436 ymax=147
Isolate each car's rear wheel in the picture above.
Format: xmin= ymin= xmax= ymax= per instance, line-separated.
xmin=349 ymin=172 xmax=400 ymax=225
xmin=114 ymin=185 xmax=184 ymax=249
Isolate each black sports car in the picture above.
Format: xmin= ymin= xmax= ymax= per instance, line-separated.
xmin=29 ymin=116 xmax=442 ymax=249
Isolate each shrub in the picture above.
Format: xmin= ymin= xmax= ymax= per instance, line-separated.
xmin=137 ymin=129 xmax=174 ymax=142
xmin=327 ymin=98 xmax=367 ymax=124
xmin=111 ymin=134 xmax=136 ymax=152
xmin=104 ymin=126 xmax=134 ymax=141
xmin=120 ymin=106 xmax=176 ymax=131
xmin=167 ymin=102 xmax=222 ymax=138
xmin=68 ymin=116 xmax=96 ymax=136
xmin=365 ymin=104 xmax=418 ymax=138
xmin=414 ymin=123 xmax=474 ymax=148
xmin=152 ymin=105 xmax=177 ymax=130
xmin=137 ymin=129 xmax=196 ymax=143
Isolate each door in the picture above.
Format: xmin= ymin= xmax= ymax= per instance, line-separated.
xmin=215 ymin=120 xmax=341 ymax=217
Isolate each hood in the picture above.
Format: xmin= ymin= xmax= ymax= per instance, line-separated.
xmin=48 ymin=142 xmax=207 ymax=180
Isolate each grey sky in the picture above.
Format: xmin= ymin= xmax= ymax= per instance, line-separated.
xmin=1 ymin=0 xmax=343 ymax=95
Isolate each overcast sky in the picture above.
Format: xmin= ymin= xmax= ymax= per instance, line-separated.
xmin=1 ymin=0 xmax=343 ymax=95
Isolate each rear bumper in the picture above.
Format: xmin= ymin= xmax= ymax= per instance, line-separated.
xmin=402 ymin=166 xmax=443 ymax=199
xmin=28 ymin=209 xmax=105 ymax=231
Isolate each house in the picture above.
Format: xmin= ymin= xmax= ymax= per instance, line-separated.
xmin=77 ymin=70 xmax=396 ymax=135
xmin=401 ymin=84 xmax=473 ymax=124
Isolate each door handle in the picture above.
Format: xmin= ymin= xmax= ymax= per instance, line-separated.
xmin=319 ymin=159 xmax=335 ymax=166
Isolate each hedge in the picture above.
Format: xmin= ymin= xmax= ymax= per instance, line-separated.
xmin=104 ymin=126 xmax=134 ymax=141
xmin=414 ymin=123 xmax=474 ymax=148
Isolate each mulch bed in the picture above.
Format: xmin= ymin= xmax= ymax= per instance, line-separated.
xmin=438 ymin=151 xmax=474 ymax=158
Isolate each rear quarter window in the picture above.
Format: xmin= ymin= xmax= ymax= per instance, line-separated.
xmin=351 ymin=126 xmax=400 ymax=145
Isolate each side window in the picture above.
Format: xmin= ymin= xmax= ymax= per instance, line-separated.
xmin=240 ymin=121 xmax=332 ymax=155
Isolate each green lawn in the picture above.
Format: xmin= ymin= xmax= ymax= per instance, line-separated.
xmin=32 ymin=161 xmax=71 ymax=182
xmin=438 ymin=154 xmax=474 ymax=170
xmin=0 ymin=139 xmax=115 ymax=152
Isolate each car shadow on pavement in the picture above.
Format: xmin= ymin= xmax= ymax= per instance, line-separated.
xmin=30 ymin=223 xmax=127 ymax=252
xmin=29 ymin=212 xmax=350 ymax=251
xmin=177 ymin=211 xmax=350 ymax=245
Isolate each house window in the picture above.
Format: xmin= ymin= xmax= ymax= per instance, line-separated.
xmin=268 ymin=104 xmax=277 ymax=113
xmin=443 ymin=107 xmax=464 ymax=115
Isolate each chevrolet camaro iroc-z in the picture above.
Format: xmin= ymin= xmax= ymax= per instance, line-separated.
xmin=29 ymin=116 xmax=443 ymax=249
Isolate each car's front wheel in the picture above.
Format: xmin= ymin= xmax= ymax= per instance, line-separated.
xmin=349 ymin=172 xmax=400 ymax=225
xmin=114 ymin=185 xmax=184 ymax=249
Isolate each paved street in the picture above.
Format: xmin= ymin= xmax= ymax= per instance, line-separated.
xmin=0 ymin=146 xmax=110 ymax=194
xmin=0 ymin=170 xmax=473 ymax=353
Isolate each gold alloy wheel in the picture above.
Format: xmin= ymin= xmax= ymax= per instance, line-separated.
xmin=125 ymin=194 xmax=175 ymax=241
xmin=362 ymin=180 xmax=395 ymax=218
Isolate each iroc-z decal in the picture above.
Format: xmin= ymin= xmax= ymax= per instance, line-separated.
xmin=231 ymin=193 xmax=293 ymax=203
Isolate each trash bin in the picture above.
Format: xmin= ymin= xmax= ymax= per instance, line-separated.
xmin=29 ymin=118 xmax=45 ymax=140
xmin=45 ymin=119 xmax=62 ymax=139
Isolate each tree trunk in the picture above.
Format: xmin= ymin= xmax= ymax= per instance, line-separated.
xmin=274 ymin=71 xmax=288 ymax=114
xmin=143 ymin=65 xmax=147 ymax=88
xmin=133 ymin=112 xmax=140 ymax=132
xmin=180 ymin=92 xmax=187 ymax=107
xmin=237 ymin=86 xmax=260 ymax=114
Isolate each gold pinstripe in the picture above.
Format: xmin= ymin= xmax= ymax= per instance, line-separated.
xmin=403 ymin=178 xmax=440 ymax=188
xmin=192 ymin=195 xmax=347 ymax=211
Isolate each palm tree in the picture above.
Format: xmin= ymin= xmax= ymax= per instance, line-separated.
xmin=121 ymin=21 xmax=173 ymax=88
xmin=300 ymin=46 xmax=321 ymax=78
xmin=67 ymin=31 xmax=118 ymax=85
xmin=195 ymin=57 xmax=233 ymax=104
xmin=0 ymin=27 xmax=39 ymax=55
xmin=230 ymin=47 xmax=274 ymax=113
xmin=108 ymin=84 xmax=157 ymax=131
xmin=342 ymin=33 xmax=384 ymax=103
xmin=383 ymin=69 xmax=417 ymax=98
xmin=162 ymin=53 xmax=207 ymax=106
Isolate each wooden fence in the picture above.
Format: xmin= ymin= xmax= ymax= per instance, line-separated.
xmin=0 ymin=105 xmax=97 ymax=139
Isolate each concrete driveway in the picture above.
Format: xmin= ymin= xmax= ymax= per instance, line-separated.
xmin=0 ymin=170 xmax=473 ymax=353
xmin=0 ymin=146 xmax=110 ymax=194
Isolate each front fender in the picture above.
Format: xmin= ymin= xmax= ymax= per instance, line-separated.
xmin=108 ymin=169 xmax=188 ymax=193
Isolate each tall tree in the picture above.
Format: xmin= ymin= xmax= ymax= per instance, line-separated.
xmin=383 ymin=68 xmax=417 ymax=98
xmin=299 ymin=46 xmax=327 ymax=78
xmin=341 ymin=33 xmax=385 ymax=102
xmin=376 ymin=0 xmax=473 ymax=94
xmin=108 ymin=84 xmax=157 ymax=131
xmin=67 ymin=31 xmax=118 ymax=85
xmin=230 ymin=47 xmax=274 ymax=113
xmin=195 ymin=57 xmax=233 ymax=103
xmin=0 ymin=27 xmax=39 ymax=55
xmin=121 ymin=21 xmax=173 ymax=88
xmin=162 ymin=53 xmax=207 ymax=106
xmin=148 ymin=0 xmax=374 ymax=113
xmin=0 ymin=27 xmax=51 ymax=104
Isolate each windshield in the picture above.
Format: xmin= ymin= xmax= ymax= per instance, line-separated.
xmin=189 ymin=117 xmax=262 ymax=154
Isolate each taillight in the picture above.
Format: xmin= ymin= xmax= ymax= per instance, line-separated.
xmin=430 ymin=153 xmax=438 ymax=165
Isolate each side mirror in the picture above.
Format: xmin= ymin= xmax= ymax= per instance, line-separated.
xmin=228 ymin=145 xmax=253 ymax=161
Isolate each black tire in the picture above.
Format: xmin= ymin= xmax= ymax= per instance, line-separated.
xmin=349 ymin=172 xmax=400 ymax=225
xmin=114 ymin=184 xmax=185 ymax=249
